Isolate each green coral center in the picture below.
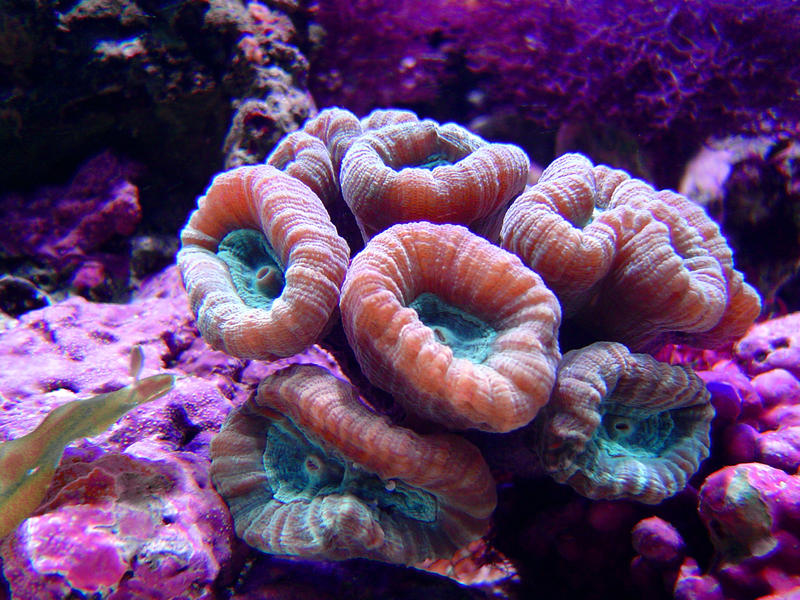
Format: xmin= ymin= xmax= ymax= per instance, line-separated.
xmin=217 ymin=229 xmax=285 ymax=309
xmin=409 ymin=293 xmax=497 ymax=363
xmin=413 ymin=152 xmax=452 ymax=169
xmin=263 ymin=421 xmax=438 ymax=523
xmin=596 ymin=403 xmax=675 ymax=458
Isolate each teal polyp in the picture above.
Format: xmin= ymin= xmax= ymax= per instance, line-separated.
xmin=217 ymin=229 xmax=285 ymax=309
xmin=408 ymin=292 xmax=497 ymax=363
xmin=413 ymin=152 xmax=451 ymax=170
xmin=595 ymin=402 xmax=676 ymax=459
xmin=263 ymin=421 xmax=344 ymax=502
xmin=262 ymin=419 xmax=437 ymax=523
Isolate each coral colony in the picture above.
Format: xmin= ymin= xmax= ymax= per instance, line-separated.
xmin=2 ymin=106 xmax=800 ymax=599
xmin=179 ymin=107 xmax=756 ymax=559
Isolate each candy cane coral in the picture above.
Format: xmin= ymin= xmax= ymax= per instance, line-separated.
xmin=533 ymin=341 xmax=714 ymax=504
xmin=172 ymin=109 xmax=763 ymax=571
xmin=177 ymin=164 xmax=350 ymax=359
xmin=209 ymin=364 xmax=496 ymax=564
xmin=339 ymin=221 xmax=561 ymax=432
xmin=340 ymin=117 xmax=529 ymax=240
xmin=500 ymin=153 xmax=760 ymax=351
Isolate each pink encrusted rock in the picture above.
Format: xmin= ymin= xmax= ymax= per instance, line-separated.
xmin=0 ymin=441 xmax=235 ymax=600
xmin=698 ymin=359 xmax=761 ymax=423
xmin=630 ymin=516 xmax=687 ymax=597
xmin=750 ymin=369 xmax=800 ymax=472
xmin=631 ymin=517 xmax=686 ymax=567
xmin=735 ymin=312 xmax=800 ymax=379
xmin=0 ymin=262 xmax=374 ymax=596
xmin=755 ymin=427 xmax=800 ymax=474
xmin=0 ymin=265 xmax=246 ymax=595
xmin=0 ymin=266 xmax=245 ymax=460
xmin=0 ymin=263 xmax=344 ymax=455
xmin=697 ymin=463 xmax=800 ymax=599
xmin=753 ymin=368 xmax=800 ymax=424
xmin=0 ymin=151 xmax=141 ymax=265
xmin=674 ymin=558 xmax=725 ymax=600
xmin=698 ymin=353 xmax=800 ymax=473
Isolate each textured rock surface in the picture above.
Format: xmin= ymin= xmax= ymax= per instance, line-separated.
xmin=0 ymin=266 xmax=243 ymax=597
xmin=0 ymin=151 xmax=142 ymax=303
xmin=696 ymin=463 xmax=800 ymax=599
xmin=1 ymin=442 xmax=235 ymax=600
xmin=0 ymin=266 xmax=243 ymax=460
xmin=0 ymin=0 xmax=315 ymax=234
xmin=680 ymin=136 xmax=800 ymax=310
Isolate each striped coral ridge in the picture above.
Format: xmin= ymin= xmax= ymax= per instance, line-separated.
xmin=261 ymin=365 xmax=497 ymax=519
xmin=177 ymin=165 xmax=350 ymax=359
xmin=210 ymin=365 xmax=496 ymax=564
xmin=340 ymin=120 xmax=530 ymax=239
xmin=301 ymin=107 xmax=363 ymax=177
xmin=501 ymin=152 xmax=760 ymax=350
xmin=500 ymin=153 xmax=619 ymax=311
xmin=266 ymin=130 xmax=340 ymax=209
xmin=340 ymin=222 xmax=561 ymax=432
xmin=536 ymin=341 xmax=714 ymax=504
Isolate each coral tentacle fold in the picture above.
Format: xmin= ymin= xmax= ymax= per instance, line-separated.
xmin=501 ymin=153 xmax=760 ymax=351
xmin=534 ymin=341 xmax=714 ymax=504
xmin=341 ymin=119 xmax=529 ymax=240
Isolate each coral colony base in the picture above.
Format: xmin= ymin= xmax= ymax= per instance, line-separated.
xmin=7 ymin=106 xmax=800 ymax=599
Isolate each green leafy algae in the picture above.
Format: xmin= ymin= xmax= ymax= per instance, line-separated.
xmin=0 ymin=346 xmax=175 ymax=538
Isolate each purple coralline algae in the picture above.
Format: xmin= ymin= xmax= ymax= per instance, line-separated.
xmin=634 ymin=462 xmax=800 ymax=600
xmin=0 ymin=151 xmax=142 ymax=301
xmin=698 ymin=463 xmax=800 ymax=598
xmin=736 ymin=312 xmax=800 ymax=379
xmin=0 ymin=267 xmax=245 ymax=598
xmin=0 ymin=265 xmax=276 ymax=459
xmin=1 ymin=443 xmax=233 ymax=600
xmin=311 ymin=1 xmax=800 ymax=156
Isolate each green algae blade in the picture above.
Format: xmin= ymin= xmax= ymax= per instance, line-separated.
xmin=0 ymin=349 xmax=175 ymax=538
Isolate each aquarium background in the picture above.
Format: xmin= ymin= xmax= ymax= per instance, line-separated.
xmin=0 ymin=1 xmax=799 ymax=599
